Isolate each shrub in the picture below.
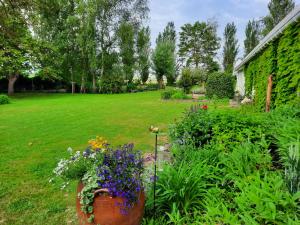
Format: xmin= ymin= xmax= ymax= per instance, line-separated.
xmin=178 ymin=68 xmax=193 ymax=93
xmin=170 ymin=109 xmax=266 ymax=150
xmin=161 ymin=89 xmax=190 ymax=100
xmin=161 ymin=89 xmax=176 ymax=100
xmin=169 ymin=109 xmax=214 ymax=148
xmin=171 ymin=90 xmax=190 ymax=100
xmin=206 ymin=72 xmax=234 ymax=99
xmin=191 ymin=68 xmax=207 ymax=84
xmin=0 ymin=95 xmax=10 ymax=105
xmin=146 ymin=161 xmax=219 ymax=216
xmin=99 ymin=65 xmax=124 ymax=93
xmin=234 ymin=172 xmax=300 ymax=224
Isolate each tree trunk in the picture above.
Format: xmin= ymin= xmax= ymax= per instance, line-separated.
xmin=80 ymin=76 xmax=85 ymax=93
xmin=71 ymin=82 xmax=76 ymax=94
xmin=8 ymin=74 xmax=18 ymax=95
xmin=158 ymin=77 xmax=164 ymax=89
xmin=92 ymin=74 xmax=97 ymax=93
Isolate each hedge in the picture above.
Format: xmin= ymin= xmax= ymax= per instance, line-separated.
xmin=206 ymin=72 xmax=234 ymax=99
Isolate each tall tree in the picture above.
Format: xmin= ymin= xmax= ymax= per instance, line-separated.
xmin=35 ymin=0 xmax=81 ymax=94
xmin=156 ymin=22 xmax=177 ymax=85
xmin=152 ymin=40 xmax=176 ymax=88
xmin=244 ymin=20 xmax=261 ymax=56
xmin=223 ymin=22 xmax=239 ymax=74
xmin=179 ymin=21 xmax=220 ymax=72
xmin=95 ymin=0 xmax=149 ymax=79
xmin=118 ymin=22 xmax=135 ymax=83
xmin=262 ymin=0 xmax=295 ymax=36
xmin=156 ymin=21 xmax=176 ymax=44
xmin=136 ymin=26 xmax=150 ymax=84
xmin=0 ymin=0 xmax=35 ymax=95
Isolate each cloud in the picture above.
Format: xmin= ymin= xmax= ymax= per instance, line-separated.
xmin=149 ymin=0 xmax=300 ymax=59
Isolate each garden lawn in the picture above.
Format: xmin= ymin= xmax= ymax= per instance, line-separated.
xmin=0 ymin=91 xmax=213 ymax=225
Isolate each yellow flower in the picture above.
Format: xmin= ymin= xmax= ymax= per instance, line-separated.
xmin=88 ymin=136 xmax=108 ymax=151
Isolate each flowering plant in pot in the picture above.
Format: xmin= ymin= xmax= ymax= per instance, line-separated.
xmin=52 ymin=137 xmax=145 ymax=224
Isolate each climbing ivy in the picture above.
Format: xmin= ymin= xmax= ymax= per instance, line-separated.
xmin=244 ymin=43 xmax=277 ymax=111
xmin=275 ymin=20 xmax=300 ymax=107
xmin=244 ymin=19 xmax=299 ymax=111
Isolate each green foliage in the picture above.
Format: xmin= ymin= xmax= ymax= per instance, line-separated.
xmin=146 ymin=162 xmax=218 ymax=215
xmin=156 ymin=22 xmax=176 ymax=44
xmin=244 ymin=20 xmax=299 ymax=110
xmin=178 ymin=68 xmax=193 ymax=93
xmin=118 ymin=22 xmax=135 ymax=83
xmin=268 ymin=106 xmax=300 ymax=193
xmin=244 ymin=43 xmax=277 ymax=111
xmin=206 ymin=72 xmax=234 ymax=99
xmin=169 ymin=109 xmax=213 ymax=148
xmin=262 ymin=0 xmax=295 ymax=36
xmin=0 ymin=95 xmax=10 ymax=105
xmin=234 ymin=172 xmax=300 ymax=224
xmin=137 ymin=27 xmax=151 ymax=84
xmin=179 ymin=21 xmax=220 ymax=70
xmin=99 ymin=65 xmax=124 ymax=94
xmin=161 ymin=89 xmax=176 ymax=100
xmin=178 ymin=68 xmax=207 ymax=93
xmin=152 ymin=40 xmax=176 ymax=87
xmin=283 ymin=144 xmax=300 ymax=194
xmin=146 ymin=105 xmax=300 ymax=224
xmin=171 ymin=91 xmax=190 ymax=100
xmin=275 ymin=20 xmax=300 ymax=107
xmin=161 ymin=89 xmax=190 ymax=100
xmin=244 ymin=20 xmax=261 ymax=56
xmin=223 ymin=22 xmax=239 ymax=73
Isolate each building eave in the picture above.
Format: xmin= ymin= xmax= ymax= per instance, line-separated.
xmin=234 ymin=4 xmax=300 ymax=73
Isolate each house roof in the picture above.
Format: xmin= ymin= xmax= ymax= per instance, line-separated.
xmin=234 ymin=4 xmax=300 ymax=72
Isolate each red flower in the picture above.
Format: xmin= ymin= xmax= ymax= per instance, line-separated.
xmin=201 ymin=105 xmax=208 ymax=110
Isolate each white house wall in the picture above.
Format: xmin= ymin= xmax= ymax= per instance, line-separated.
xmin=235 ymin=70 xmax=245 ymax=96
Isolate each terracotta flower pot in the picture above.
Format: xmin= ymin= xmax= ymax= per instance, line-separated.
xmin=76 ymin=182 xmax=145 ymax=225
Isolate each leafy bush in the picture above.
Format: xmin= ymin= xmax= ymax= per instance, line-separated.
xmin=170 ymin=109 xmax=266 ymax=150
xmin=178 ymin=68 xmax=193 ymax=93
xmin=146 ymin=161 xmax=219 ymax=216
xmin=267 ymin=106 xmax=300 ymax=193
xmin=234 ymin=172 xmax=300 ymax=224
xmin=161 ymin=89 xmax=176 ymax=100
xmin=191 ymin=68 xmax=208 ymax=84
xmin=171 ymin=91 xmax=190 ymax=100
xmin=206 ymin=72 xmax=234 ymax=99
xmin=169 ymin=109 xmax=214 ymax=147
xmin=0 ymin=95 xmax=10 ymax=105
xmin=99 ymin=65 xmax=124 ymax=93
xmin=144 ymin=83 xmax=160 ymax=91
xmin=161 ymin=89 xmax=190 ymax=100
xmin=145 ymin=104 xmax=300 ymax=224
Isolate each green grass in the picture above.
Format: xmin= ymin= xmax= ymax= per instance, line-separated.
xmin=0 ymin=91 xmax=209 ymax=225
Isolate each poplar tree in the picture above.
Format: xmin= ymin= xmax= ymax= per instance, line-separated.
xmin=223 ymin=22 xmax=239 ymax=74
xmin=136 ymin=27 xmax=151 ymax=84
xmin=244 ymin=20 xmax=261 ymax=56
xmin=262 ymin=0 xmax=295 ymax=36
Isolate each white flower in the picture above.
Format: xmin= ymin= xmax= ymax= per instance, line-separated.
xmin=53 ymin=159 xmax=69 ymax=176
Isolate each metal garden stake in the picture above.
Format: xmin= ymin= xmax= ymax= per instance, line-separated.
xmin=149 ymin=126 xmax=159 ymax=222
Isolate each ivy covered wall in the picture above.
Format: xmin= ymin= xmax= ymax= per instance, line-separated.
xmin=244 ymin=19 xmax=299 ymax=111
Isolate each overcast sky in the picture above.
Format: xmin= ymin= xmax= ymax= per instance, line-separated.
xmin=148 ymin=0 xmax=300 ymax=60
